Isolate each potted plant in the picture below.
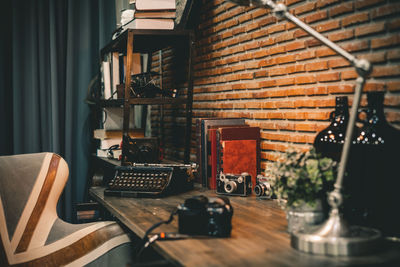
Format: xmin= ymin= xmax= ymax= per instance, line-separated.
xmin=266 ymin=148 xmax=337 ymax=233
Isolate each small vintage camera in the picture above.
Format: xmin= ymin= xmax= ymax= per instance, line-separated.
xmin=254 ymin=174 xmax=275 ymax=198
xmin=216 ymin=172 xmax=252 ymax=197
xmin=177 ymin=195 xmax=233 ymax=237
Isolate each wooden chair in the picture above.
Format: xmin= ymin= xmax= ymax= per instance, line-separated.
xmin=0 ymin=153 xmax=133 ymax=266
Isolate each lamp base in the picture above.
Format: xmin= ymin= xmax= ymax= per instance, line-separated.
xmin=291 ymin=215 xmax=382 ymax=256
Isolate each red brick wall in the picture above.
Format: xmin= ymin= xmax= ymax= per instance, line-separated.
xmin=152 ymin=0 xmax=400 ymax=170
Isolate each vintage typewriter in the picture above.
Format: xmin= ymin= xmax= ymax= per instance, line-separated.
xmin=104 ymin=163 xmax=197 ymax=197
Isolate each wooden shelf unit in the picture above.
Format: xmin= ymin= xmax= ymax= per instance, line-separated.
xmin=98 ymin=29 xmax=195 ymax=164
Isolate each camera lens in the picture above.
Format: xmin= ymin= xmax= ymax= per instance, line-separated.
xmin=254 ymin=184 xmax=264 ymax=197
xmin=224 ymin=181 xmax=237 ymax=194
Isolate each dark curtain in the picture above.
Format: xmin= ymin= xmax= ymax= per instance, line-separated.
xmin=0 ymin=0 xmax=116 ymax=222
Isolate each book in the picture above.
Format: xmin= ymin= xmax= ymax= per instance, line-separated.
xmin=102 ymin=61 xmax=111 ymax=99
xmin=134 ymin=10 xmax=176 ymax=19
xmin=99 ymin=138 xmax=122 ymax=150
xmin=124 ymin=18 xmax=174 ymax=30
xmin=209 ymin=129 xmax=218 ymax=190
xmin=207 ymin=125 xmax=250 ymax=190
xmin=199 ymin=118 xmax=246 ymax=187
xmin=135 ymin=0 xmax=176 ymax=11
xmin=93 ymin=129 xmax=145 ymax=140
xmin=103 ymin=107 xmax=135 ymax=130
xmin=111 ymin=52 xmax=120 ymax=99
xmin=97 ymin=148 xmax=122 ymax=159
xmin=216 ymin=126 xmax=261 ymax=188
xmin=217 ymin=140 xmax=258 ymax=189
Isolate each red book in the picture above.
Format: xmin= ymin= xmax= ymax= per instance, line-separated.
xmin=219 ymin=140 xmax=258 ymax=189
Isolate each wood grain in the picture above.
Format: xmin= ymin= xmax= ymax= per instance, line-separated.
xmin=90 ymin=185 xmax=400 ymax=267
xmin=15 ymin=154 xmax=60 ymax=253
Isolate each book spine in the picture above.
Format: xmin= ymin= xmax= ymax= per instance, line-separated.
xmin=209 ymin=129 xmax=217 ymax=190
xmin=200 ymin=120 xmax=207 ymax=187
xmin=102 ymin=61 xmax=111 ymax=100
xmin=112 ymin=52 xmax=120 ymax=99
xmin=216 ymin=130 xmax=223 ymax=179
xmin=195 ymin=119 xmax=203 ymax=184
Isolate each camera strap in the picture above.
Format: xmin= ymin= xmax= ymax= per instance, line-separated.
xmin=136 ymin=208 xmax=181 ymax=261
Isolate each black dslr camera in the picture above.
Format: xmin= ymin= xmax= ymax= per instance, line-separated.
xmin=216 ymin=172 xmax=252 ymax=197
xmin=254 ymin=174 xmax=275 ymax=198
xmin=177 ymin=195 xmax=233 ymax=237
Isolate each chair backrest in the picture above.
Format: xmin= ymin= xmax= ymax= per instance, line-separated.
xmin=0 ymin=153 xmax=69 ymax=257
xmin=0 ymin=153 xmax=132 ymax=266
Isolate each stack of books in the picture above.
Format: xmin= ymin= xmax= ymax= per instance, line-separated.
xmin=195 ymin=118 xmax=261 ymax=190
xmin=125 ymin=0 xmax=176 ymax=30
xmin=95 ymin=108 xmax=145 ymax=160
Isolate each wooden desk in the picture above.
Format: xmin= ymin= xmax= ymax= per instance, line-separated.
xmin=89 ymin=186 xmax=400 ymax=267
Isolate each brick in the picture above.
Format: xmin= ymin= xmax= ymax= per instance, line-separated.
xmin=342 ymin=12 xmax=369 ymax=27
xmin=267 ymin=24 xmax=286 ymax=34
xmin=341 ymin=70 xmax=358 ymax=80
xmin=371 ymin=65 xmax=400 ymax=77
xmin=260 ymin=37 xmax=275 ymax=47
xmin=330 ymin=2 xmax=354 ymax=17
xmin=296 ymin=50 xmax=316 ymax=61
xmin=305 ymin=11 xmax=328 ymax=24
xmin=258 ymin=17 xmax=277 ymax=28
xmin=317 ymin=0 xmax=340 ymax=8
xmin=329 ymin=58 xmax=351 ymax=68
xmin=342 ymin=40 xmax=369 ymax=52
xmin=259 ymin=80 xmax=276 ymax=88
xmin=387 ymin=81 xmax=400 ymax=92
xmin=294 ymin=2 xmax=316 ymax=15
xmin=294 ymin=29 xmax=307 ymax=38
xmin=355 ymin=22 xmax=386 ymax=37
xmin=238 ymin=13 xmax=252 ymax=24
xmin=276 ymin=54 xmax=296 ymax=64
xmin=305 ymin=61 xmax=329 ymax=72
xmin=316 ymin=47 xmax=336 ymax=57
xmin=285 ymin=41 xmax=305 ymax=51
xmin=316 ymin=20 xmax=340 ymax=33
xmin=251 ymin=8 xmax=269 ymax=19
xmin=286 ymin=64 xmax=305 ymax=74
xmin=371 ymin=35 xmax=400 ymax=49
xmin=269 ymin=67 xmax=287 ymax=77
xmin=328 ymin=30 xmax=354 ymax=42
xmin=295 ymin=75 xmax=317 ymax=85
xmin=253 ymin=49 xmax=269 ymax=59
xmin=317 ymin=72 xmax=341 ymax=82
xmin=355 ymin=0 xmax=386 ymax=9
xmin=372 ymin=4 xmax=400 ymax=19
xmin=364 ymin=82 xmax=385 ymax=92
xmin=275 ymin=32 xmax=295 ymax=43
xmin=388 ymin=18 xmax=400 ymax=32
xmin=387 ymin=50 xmax=400 ymax=60
xmin=359 ymin=52 xmax=386 ymax=63
xmin=269 ymin=46 xmax=285 ymax=55
xmin=286 ymin=0 xmax=303 ymax=6
xmin=305 ymin=86 xmax=329 ymax=95
xmin=276 ymin=77 xmax=295 ymax=86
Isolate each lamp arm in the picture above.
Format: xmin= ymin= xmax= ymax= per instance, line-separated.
xmin=258 ymin=0 xmax=372 ymax=207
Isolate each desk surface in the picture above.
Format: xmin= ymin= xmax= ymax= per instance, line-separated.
xmin=89 ymin=186 xmax=400 ymax=267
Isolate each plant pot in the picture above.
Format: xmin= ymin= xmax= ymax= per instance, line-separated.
xmin=285 ymin=200 xmax=326 ymax=234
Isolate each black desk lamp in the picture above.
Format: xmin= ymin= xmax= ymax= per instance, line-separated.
xmin=228 ymin=0 xmax=381 ymax=256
